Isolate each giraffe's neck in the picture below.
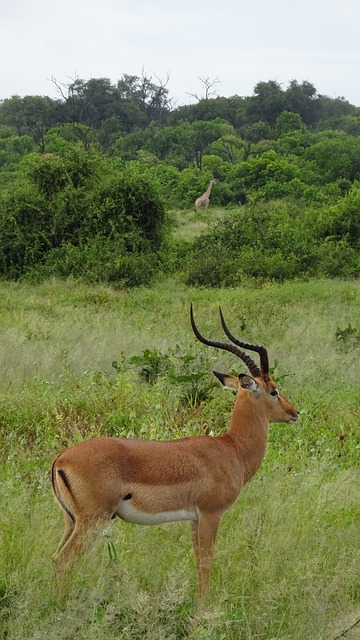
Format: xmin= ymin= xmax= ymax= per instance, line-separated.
xmin=205 ymin=182 xmax=213 ymax=196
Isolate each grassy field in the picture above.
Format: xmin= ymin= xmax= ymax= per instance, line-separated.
xmin=0 ymin=272 xmax=360 ymax=639
xmin=171 ymin=207 xmax=225 ymax=242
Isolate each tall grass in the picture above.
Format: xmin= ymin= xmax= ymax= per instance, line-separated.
xmin=0 ymin=277 xmax=359 ymax=639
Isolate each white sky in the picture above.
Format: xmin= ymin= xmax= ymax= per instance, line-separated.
xmin=1 ymin=0 xmax=360 ymax=107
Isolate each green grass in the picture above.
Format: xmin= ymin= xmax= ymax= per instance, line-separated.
xmin=171 ymin=207 xmax=225 ymax=242
xmin=0 ymin=276 xmax=360 ymax=639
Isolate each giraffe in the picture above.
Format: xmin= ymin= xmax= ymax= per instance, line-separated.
xmin=194 ymin=179 xmax=215 ymax=213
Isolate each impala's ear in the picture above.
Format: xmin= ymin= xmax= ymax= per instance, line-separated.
xmin=239 ymin=374 xmax=258 ymax=392
xmin=213 ymin=371 xmax=239 ymax=391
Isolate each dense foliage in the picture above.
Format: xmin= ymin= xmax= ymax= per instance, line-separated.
xmin=184 ymin=194 xmax=360 ymax=286
xmin=0 ymin=143 xmax=166 ymax=284
xmin=1 ymin=74 xmax=360 ymax=285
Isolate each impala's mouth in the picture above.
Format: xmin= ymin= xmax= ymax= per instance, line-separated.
xmin=288 ymin=414 xmax=300 ymax=424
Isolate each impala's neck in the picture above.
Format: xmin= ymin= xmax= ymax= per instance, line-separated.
xmin=227 ymin=394 xmax=269 ymax=484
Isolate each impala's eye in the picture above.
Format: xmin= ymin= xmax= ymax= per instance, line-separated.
xmin=270 ymin=389 xmax=279 ymax=397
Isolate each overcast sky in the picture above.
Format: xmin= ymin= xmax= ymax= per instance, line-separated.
xmin=1 ymin=0 xmax=360 ymax=107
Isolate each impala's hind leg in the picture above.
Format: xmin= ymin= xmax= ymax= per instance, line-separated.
xmin=52 ymin=515 xmax=111 ymax=598
xmin=53 ymin=510 xmax=75 ymax=558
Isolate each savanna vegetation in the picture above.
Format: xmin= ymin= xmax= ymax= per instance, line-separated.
xmin=0 ymin=75 xmax=359 ymax=639
xmin=1 ymin=74 xmax=360 ymax=285
xmin=0 ymin=278 xmax=359 ymax=639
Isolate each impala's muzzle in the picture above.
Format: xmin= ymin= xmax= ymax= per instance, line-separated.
xmin=288 ymin=411 xmax=300 ymax=424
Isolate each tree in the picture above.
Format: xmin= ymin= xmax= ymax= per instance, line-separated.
xmin=0 ymin=133 xmax=36 ymax=172
xmin=151 ymin=122 xmax=194 ymax=168
xmin=306 ymin=136 xmax=360 ymax=182
xmin=51 ymin=75 xmax=87 ymax=123
xmin=169 ymin=96 xmax=247 ymax=129
xmin=207 ymin=133 xmax=245 ymax=163
xmin=243 ymin=120 xmax=272 ymax=143
xmin=117 ymin=70 xmax=172 ymax=124
xmin=284 ymin=80 xmax=319 ymax=125
xmin=336 ymin=115 xmax=360 ymax=136
xmin=44 ymin=123 xmax=97 ymax=154
xmin=226 ymin=150 xmax=319 ymax=204
xmin=275 ymin=111 xmax=306 ymax=137
xmin=112 ymin=127 xmax=152 ymax=161
xmin=49 ymin=72 xmax=163 ymax=135
xmin=246 ymin=80 xmax=286 ymax=126
xmin=317 ymin=95 xmax=354 ymax=128
xmin=0 ymin=95 xmax=61 ymax=151
xmin=76 ymin=77 xmax=119 ymax=129
xmin=191 ymin=119 xmax=234 ymax=169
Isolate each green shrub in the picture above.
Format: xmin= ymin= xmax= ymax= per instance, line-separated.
xmin=123 ymin=345 xmax=217 ymax=407
xmin=184 ymin=197 xmax=360 ymax=286
xmin=128 ymin=348 xmax=170 ymax=384
xmin=335 ymin=322 xmax=360 ymax=347
xmin=24 ymin=235 xmax=160 ymax=287
xmin=314 ymin=239 xmax=359 ymax=278
xmin=0 ymin=146 xmax=167 ymax=286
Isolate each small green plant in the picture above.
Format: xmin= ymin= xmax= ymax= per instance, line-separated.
xmin=129 ymin=348 xmax=169 ymax=384
xmin=123 ymin=346 xmax=217 ymax=406
xmin=168 ymin=353 xmax=217 ymax=406
xmin=335 ymin=322 xmax=360 ymax=346
xmin=269 ymin=358 xmax=291 ymax=385
xmin=111 ymin=352 xmax=126 ymax=373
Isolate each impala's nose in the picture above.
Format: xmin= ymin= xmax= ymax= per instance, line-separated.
xmin=289 ymin=411 xmax=300 ymax=424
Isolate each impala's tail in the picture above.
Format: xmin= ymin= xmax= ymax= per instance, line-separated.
xmin=51 ymin=458 xmax=76 ymax=523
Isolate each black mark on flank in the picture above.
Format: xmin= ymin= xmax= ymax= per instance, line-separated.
xmin=58 ymin=469 xmax=74 ymax=499
xmin=55 ymin=469 xmax=75 ymax=522
xmin=123 ymin=493 xmax=132 ymax=501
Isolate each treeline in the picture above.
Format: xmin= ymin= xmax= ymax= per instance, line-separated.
xmin=0 ymin=74 xmax=360 ymax=286
xmin=0 ymin=74 xmax=358 ymax=160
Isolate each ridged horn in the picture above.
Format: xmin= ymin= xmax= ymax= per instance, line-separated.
xmin=218 ymin=306 xmax=270 ymax=380
xmin=190 ymin=304 xmax=262 ymax=379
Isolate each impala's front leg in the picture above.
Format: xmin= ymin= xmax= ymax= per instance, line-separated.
xmin=190 ymin=512 xmax=222 ymax=601
xmin=190 ymin=520 xmax=201 ymax=595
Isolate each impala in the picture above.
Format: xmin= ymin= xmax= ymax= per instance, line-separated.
xmin=51 ymin=305 xmax=299 ymax=599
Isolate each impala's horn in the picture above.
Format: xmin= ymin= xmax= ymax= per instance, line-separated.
xmin=190 ymin=304 xmax=261 ymax=379
xmin=219 ymin=306 xmax=270 ymax=381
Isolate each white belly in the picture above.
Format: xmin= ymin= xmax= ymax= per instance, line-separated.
xmin=116 ymin=500 xmax=198 ymax=525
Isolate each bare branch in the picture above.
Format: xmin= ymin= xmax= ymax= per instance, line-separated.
xmin=187 ymin=76 xmax=221 ymax=101
xmin=49 ymin=74 xmax=82 ymax=102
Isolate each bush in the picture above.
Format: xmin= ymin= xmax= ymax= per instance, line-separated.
xmin=0 ymin=146 xmax=167 ymax=285
xmin=308 ymin=185 xmax=360 ymax=247
xmin=0 ymin=180 xmax=48 ymax=277
xmin=23 ymin=235 xmax=160 ymax=287
xmin=184 ymin=198 xmax=360 ymax=286
xmin=97 ymin=166 xmax=166 ymax=250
